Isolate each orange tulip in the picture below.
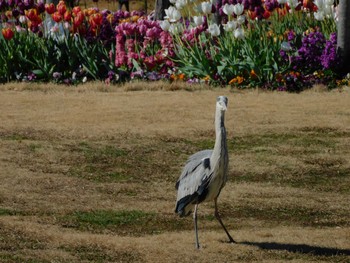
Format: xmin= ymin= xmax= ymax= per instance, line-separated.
xmin=2 ymin=28 xmax=14 ymax=40
xmin=5 ymin=10 xmax=12 ymax=19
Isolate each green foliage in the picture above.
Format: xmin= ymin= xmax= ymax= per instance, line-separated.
xmin=173 ymin=10 xmax=337 ymax=87
xmin=0 ymin=33 xmax=116 ymax=83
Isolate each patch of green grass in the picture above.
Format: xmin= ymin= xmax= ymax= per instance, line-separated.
xmin=1 ymin=133 xmax=29 ymax=141
xmin=28 ymin=143 xmax=42 ymax=152
xmin=76 ymin=142 xmax=127 ymax=160
xmin=67 ymin=142 xmax=130 ymax=182
xmin=62 ymin=210 xmax=156 ymax=233
xmin=60 ymin=210 xmax=191 ymax=235
xmin=235 ymin=167 xmax=350 ymax=193
xmin=224 ymin=204 xmax=348 ymax=227
xmin=0 ymin=208 xmax=14 ymax=216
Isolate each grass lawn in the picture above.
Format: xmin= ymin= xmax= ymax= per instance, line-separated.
xmin=0 ymin=83 xmax=349 ymax=262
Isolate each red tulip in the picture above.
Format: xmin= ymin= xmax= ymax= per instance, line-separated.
xmin=72 ymin=6 xmax=81 ymax=16
xmin=73 ymin=12 xmax=84 ymax=27
xmin=45 ymin=3 xmax=55 ymax=14
xmin=52 ymin=11 xmax=62 ymax=23
xmin=63 ymin=10 xmax=72 ymax=22
xmin=57 ymin=1 xmax=67 ymax=15
xmin=89 ymin=13 xmax=103 ymax=27
xmin=25 ymin=8 xmax=38 ymax=21
xmin=2 ymin=28 xmax=14 ymax=40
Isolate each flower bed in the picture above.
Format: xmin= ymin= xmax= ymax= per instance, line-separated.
xmin=0 ymin=0 xmax=348 ymax=90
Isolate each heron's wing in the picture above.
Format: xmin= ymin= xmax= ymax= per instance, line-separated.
xmin=175 ymin=150 xmax=213 ymax=216
xmin=175 ymin=149 xmax=213 ymax=190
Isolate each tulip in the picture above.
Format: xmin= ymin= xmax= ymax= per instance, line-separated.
xmin=63 ymin=11 xmax=72 ymax=22
xmin=159 ymin=20 xmax=170 ymax=31
xmin=314 ymin=11 xmax=325 ymax=20
xmin=287 ymin=0 xmax=300 ymax=9
xmin=25 ymin=8 xmax=37 ymax=21
xmin=233 ymin=3 xmax=244 ymax=16
xmin=175 ymin=0 xmax=187 ymax=10
xmin=208 ymin=23 xmax=220 ymax=37
xmin=57 ymin=1 xmax=67 ymax=15
xmin=223 ymin=20 xmax=237 ymax=31
xmin=5 ymin=10 xmax=12 ymax=19
xmin=193 ymin=16 xmax=204 ymax=26
xmin=164 ymin=6 xmax=181 ymax=22
xmin=73 ymin=12 xmax=84 ymax=27
xmin=2 ymin=28 xmax=14 ymax=40
xmin=90 ymin=13 xmax=103 ymax=27
xmin=19 ymin=15 xmax=27 ymax=23
xmin=236 ymin=15 xmax=245 ymax=25
xmin=45 ymin=3 xmax=55 ymax=14
xmin=201 ymin=2 xmax=212 ymax=14
xmin=222 ymin=4 xmax=235 ymax=16
xmin=234 ymin=27 xmax=244 ymax=39
xmin=281 ymin=41 xmax=292 ymax=51
xmin=52 ymin=12 xmax=62 ymax=23
xmin=72 ymin=6 xmax=82 ymax=16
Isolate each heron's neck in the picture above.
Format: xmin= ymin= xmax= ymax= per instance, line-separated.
xmin=212 ymin=108 xmax=226 ymax=159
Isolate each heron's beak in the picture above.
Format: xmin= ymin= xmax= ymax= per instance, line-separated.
xmin=220 ymin=102 xmax=227 ymax=112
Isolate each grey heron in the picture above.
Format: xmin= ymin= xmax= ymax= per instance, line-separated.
xmin=175 ymin=96 xmax=235 ymax=249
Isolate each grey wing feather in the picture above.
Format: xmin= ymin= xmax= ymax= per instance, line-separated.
xmin=175 ymin=149 xmax=213 ymax=190
xmin=175 ymin=150 xmax=213 ymax=216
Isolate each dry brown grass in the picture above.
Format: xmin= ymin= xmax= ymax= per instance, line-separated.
xmin=0 ymin=82 xmax=349 ymax=262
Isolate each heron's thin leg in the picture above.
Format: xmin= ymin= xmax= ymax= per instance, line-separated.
xmin=193 ymin=204 xmax=200 ymax=249
xmin=214 ymin=198 xmax=235 ymax=243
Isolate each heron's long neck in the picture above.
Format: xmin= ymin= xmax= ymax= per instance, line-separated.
xmin=212 ymin=108 xmax=227 ymax=163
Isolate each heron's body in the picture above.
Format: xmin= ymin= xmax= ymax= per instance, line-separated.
xmin=175 ymin=96 xmax=234 ymax=249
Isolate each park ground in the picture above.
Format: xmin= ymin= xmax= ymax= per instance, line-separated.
xmin=0 ymin=82 xmax=349 ymax=262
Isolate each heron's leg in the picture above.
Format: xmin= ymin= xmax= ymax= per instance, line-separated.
xmin=193 ymin=204 xmax=200 ymax=249
xmin=214 ymin=198 xmax=235 ymax=243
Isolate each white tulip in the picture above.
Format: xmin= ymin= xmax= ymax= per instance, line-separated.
xmin=160 ymin=20 xmax=171 ymax=31
xmin=208 ymin=24 xmax=220 ymax=37
xmin=222 ymin=4 xmax=235 ymax=16
xmin=193 ymin=16 xmax=204 ymax=26
xmin=169 ymin=23 xmax=184 ymax=34
xmin=233 ymin=3 xmax=244 ymax=16
xmin=201 ymin=2 xmax=212 ymax=14
xmin=165 ymin=6 xmax=182 ymax=22
xmin=234 ymin=27 xmax=244 ymax=39
xmin=236 ymin=15 xmax=245 ymax=25
xmin=19 ymin=15 xmax=27 ymax=24
xmin=287 ymin=0 xmax=300 ymax=9
xmin=277 ymin=0 xmax=287 ymax=4
xmin=314 ymin=10 xmax=325 ymax=20
xmin=175 ymin=0 xmax=187 ymax=10
xmin=223 ymin=20 xmax=237 ymax=32
xmin=281 ymin=41 xmax=292 ymax=51
xmin=314 ymin=0 xmax=324 ymax=10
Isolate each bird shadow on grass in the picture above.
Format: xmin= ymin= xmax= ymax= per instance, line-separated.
xmin=239 ymin=241 xmax=350 ymax=257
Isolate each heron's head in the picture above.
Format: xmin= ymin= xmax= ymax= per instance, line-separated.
xmin=216 ymin=96 xmax=228 ymax=112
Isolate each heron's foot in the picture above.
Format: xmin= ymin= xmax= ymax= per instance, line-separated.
xmin=221 ymin=237 xmax=236 ymax=244
xmin=195 ymin=243 xmax=201 ymax=249
xmin=228 ymin=237 xmax=236 ymax=244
